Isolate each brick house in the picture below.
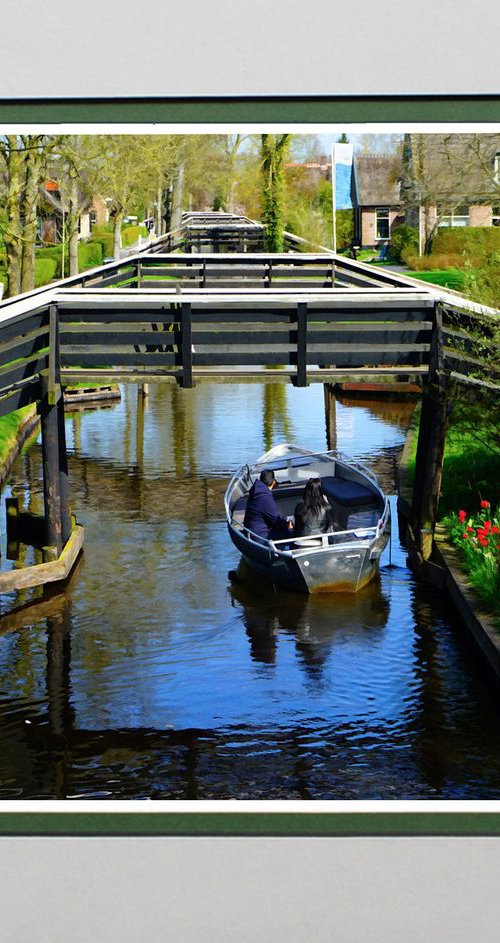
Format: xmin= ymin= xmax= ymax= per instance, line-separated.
xmin=352 ymin=154 xmax=405 ymax=249
xmin=40 ymin=183 xmax=109 ymax=244
xmin=353 ymin=135 xmax=500 ymax=249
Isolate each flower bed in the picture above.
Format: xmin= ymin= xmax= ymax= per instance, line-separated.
xmin=444 ymin=500 xmax=500 ymax=619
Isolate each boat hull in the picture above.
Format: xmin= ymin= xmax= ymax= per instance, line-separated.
xmin=228 ymin=522 xmax=389 ymax=594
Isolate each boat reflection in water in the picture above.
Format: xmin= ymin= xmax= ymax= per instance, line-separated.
xmin=229 ymin=560 xmax=391 ymax=675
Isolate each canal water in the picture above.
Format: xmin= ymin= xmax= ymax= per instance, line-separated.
xmin=2 ymin=380 xmax=500 ymax=799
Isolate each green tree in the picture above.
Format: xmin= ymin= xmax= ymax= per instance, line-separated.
xmin=261 ymin=134 xmax=291 ymax=251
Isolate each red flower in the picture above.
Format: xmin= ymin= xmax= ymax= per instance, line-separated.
xmin=484 ymin=521 xmax=492 ymax=531
xmin=492 ymin=526 xmax=499 ymax=535
xmin=462 ymin=533 xmax=468 ymax=539
xmin=481 ymin=500 xmax=490 ymax=509
xmin=480 ymin=538 xmax=489 ymax=547
xmin=467 ymin=527 xmax=475 ymax=533
xmin=458 ymin=510 xmax=467 ymax=523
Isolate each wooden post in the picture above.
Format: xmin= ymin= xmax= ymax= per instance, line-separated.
xmin=57 ymin=392 xmax=72 ymax=545
xmin=40 ymin=375 xmax=63 ymax=555
xmin=295 ymin=302 xmax=308 ymax=387
xmin=323 ymin=383 xmax=337 ymax=450
xmin=411 ymin=303 xmax=450 ymax=560
xmin=137 ymin=260 xmax=142 ymax=289
xmin=180 ymin=302 xmax=193 ymax=388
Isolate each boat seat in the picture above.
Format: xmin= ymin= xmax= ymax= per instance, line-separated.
xmin=321 ymin=476 xmax=377 ymax=508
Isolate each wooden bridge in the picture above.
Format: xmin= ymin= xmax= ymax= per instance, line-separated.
xmin=0 ymin=213 xmax=498 ymax=579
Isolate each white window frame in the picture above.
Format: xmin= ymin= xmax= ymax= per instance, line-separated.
xmin=375 ymin=206 xmax=390 ymax=241
xmin=494 ymin=152 xmax=500 ymax=184
xmin=437 ymin=205 xmax=469 ymax=228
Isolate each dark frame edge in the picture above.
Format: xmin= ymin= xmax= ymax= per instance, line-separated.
xmin=1 ymin=96 xmax=500 ymax=123
xmin=2 ymin=813 xmax=500 ymax=836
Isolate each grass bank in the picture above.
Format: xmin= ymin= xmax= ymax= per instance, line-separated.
xmin=405 ymin=396 xmax=500 ymax=619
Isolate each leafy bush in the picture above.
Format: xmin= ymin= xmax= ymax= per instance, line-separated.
xmin=460 ymin=252 xmax=500 ymax=310
xmin=34 ymin=258 xmax=58 ymax=287
xmin=78 ymin=241 xmax=103 ymax=269
xmin=121 ymin=225 xmax=148 ymax=247
xmin=404 ymin=252 xmax=468 ymax=271
xmin=432 ymin=226 xmax=500 ymax=255
xmin=390 ymin=225 xmax=418 ymax=262
xmin=89 ymin=228 xmax=115 ymax=258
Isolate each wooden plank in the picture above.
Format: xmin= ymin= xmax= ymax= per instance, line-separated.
xmin=61 ymin=331 xmax=179 ymax=347
xmin=0 ymin=355 xmax=48 ymax=393
xmin=0 ymin=524 xmax=84 ymax=594
xmin=61 ymin=352 xmax=178 ymax=367
xmin=85 ymin=269 xmax=136 ymax=288
xmin=0 ymin=309 xmax=50 ymax=343
xmin=0 ymin=327 xmax=50 ymax=362
xmin=0 ymin=381 xmax=39 ymax=417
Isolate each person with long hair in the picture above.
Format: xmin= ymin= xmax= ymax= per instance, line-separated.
xmin=294 ymin=478 xmax=334 ymax=538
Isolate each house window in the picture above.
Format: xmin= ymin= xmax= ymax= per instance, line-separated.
xmin=437 ymin=204 xmax=469 ymax=228
xmin=89 ymin=210 xmax=97 ymax=229
xmin=494 ymin=153 xmax=500 ymax=184
xmin=375 ymin=207 xmax=390 ymax=240
xmin=493 ymin=205 xmax=500 ymax=227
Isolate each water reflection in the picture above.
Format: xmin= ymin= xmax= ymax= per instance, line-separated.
xmin=1 ymin=381 xmax=500 ymax=799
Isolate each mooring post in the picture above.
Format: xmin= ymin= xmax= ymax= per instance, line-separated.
xmin=411 ymin=303 xmax=450 ymax=561
xmin=39 ymin=303 xmax=72 ymax=554
xmin=295 ymin=302 xmax=308 ymax=387
xmin=323 ymin=383 xmax=337 ymax=450
xmin=40 ymin=373 xmax=63 ymax=555
xmin=57 ymin=392 xmax=72 ymax=545
xmin=180 ymin=302 xmax=193 ymax=388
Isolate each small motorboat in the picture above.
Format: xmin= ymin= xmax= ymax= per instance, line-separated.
xmin=225 ymin=444 xmax=391 ymax=594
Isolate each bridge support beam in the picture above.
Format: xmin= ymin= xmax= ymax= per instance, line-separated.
xmin=323 ymin=383 xmax=337 ymax=451
xmin=411 ymin=381 xmax=451 ymax=561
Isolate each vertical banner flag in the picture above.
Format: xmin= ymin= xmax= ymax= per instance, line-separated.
xmin=332 ymin=142 xmax=354 ymax=253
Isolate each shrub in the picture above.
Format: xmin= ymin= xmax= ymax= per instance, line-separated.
xmin=89 ymin=231 xmax=114 ymax=258
xmin=34 ymin=258 xmax=58 ymax=287
xmin=390 ymin=225 xmax=418 ymax=262
xmin=121 ymin=225 xmax=148 ymax=247
xmin=432 ymin=226 xmax=500 ymax=255
xmin=404 ymin=251 xmax=468 ymax=271
xmin=78 ymin=241 xmax=103 ymax=269
xmin=36 ymin=246 xmax=63 ymax=277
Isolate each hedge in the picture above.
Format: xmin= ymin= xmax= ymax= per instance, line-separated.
xmin=34 ymin=258 xmax=58 ymax=286
xmin=432 ymin=227 xmax=500 ymax=254
xmin=121 ymin=225 xmax=148 ymax=247
xmin=89 ymin=229 xmax=114 ymax=258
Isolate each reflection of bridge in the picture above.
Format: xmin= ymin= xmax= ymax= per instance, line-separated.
xmin=0 ymin=212 xmax=497 ymax=566
xmin=0 ymin=574 xmax=452 ymax=800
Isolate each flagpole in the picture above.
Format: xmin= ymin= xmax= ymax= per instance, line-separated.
xmin=331 ymin=143 xmax=337 ymax=254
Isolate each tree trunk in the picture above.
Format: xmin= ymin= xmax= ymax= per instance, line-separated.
xmin=21 ymin=141 xmax=42 ymax=294
xmin=68 ymin=169 xmax=80 ymax=277
xmin=3 ymin=137 xmax=24 ymax=298
xmin=261 ymin=134 xmax=291 ymax=252
xmin=156 ymin=181 xmax=163 ymax=236
xmin=113 ymin=209 xmax=124 ymax=258
xmin=171 ymin=160 xmax=184 ymax=232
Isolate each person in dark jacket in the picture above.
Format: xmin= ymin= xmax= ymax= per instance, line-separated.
xmin=243 ymin=469 xmax=291 ymax=540
xmin=294 ymin=478 xmax=334 ymax=538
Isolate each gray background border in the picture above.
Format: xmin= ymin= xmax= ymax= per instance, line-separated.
xmin=1 ymin=1 xmax=500 ymax=938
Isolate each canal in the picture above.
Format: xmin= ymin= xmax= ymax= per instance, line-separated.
xmin=1 ymin=380 xmax=500 ymax=799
